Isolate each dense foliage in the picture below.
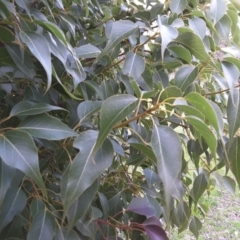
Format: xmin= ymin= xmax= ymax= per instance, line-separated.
xmin=0 ymin=0 xmax=240 ymax=239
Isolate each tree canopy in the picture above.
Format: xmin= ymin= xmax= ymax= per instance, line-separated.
xmin=0 ymin=0 xmax=240 ymax=239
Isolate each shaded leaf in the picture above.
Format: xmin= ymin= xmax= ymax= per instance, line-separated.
xmin=127 ymin=197 xmax=155 ymax=217
xmin=19 ymin=31 xmax=52 ymax=91
xmin=10 ymin=100 xmax=64 ymax=116
xmin=222 ymin=176 xmax=236 ymax=195
xmin=228 ymin=137 xmax=240 ymax=186
xmin=0 ymin=187 xmax=27 ymax=231
xmin=189 ymin=216 xmax=202 ymax=239
xmin=0 ymin=130 xmax=45 ymax=194
xmin=168 ymin=45 xmax=192 ymax=64
xmin=62 ymin=130 xmax=113 ymax=211
xmin=151 ymin=125 xmax=182 ymax=219
xmin=18 ymin=113 xmax=77 ymax=140
xmin=122 ymin=52 xmax=145 ymax=80
xmin=27 ymin=210 xmax=55 ymax=240
xmin=0 ymin=25 xmax=15 ymax=43
xmin=142 ymin=217 xmax=169 ymax=240
xmin=191 ymin=173 xmax=208 ymax=205
xmin=215 ymin=15 xmax=232 ymax=41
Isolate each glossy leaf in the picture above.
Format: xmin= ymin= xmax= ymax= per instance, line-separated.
xmin=19 ymin=31 xmax=52 ymax=91
xmin=174 ymin=65 xmax=198 ymax=92
xmin=35 ymin=20 xmax=67 ymax=45
xmin=0 ymin=187 xmax=27 ymax=231
xmin=77 ymin=101 xmax=102 ymax=125
xmin=95 ymin=94 xmax=138 ymax=151
xmin=185 ymin=116 xmax=217 ymax=158
xmin=18 ymin=113 xmax=77 ymax=140
xmin=97 ymin=20 xmax=138 ymax=59
xmin=151 ymin=125 xmax=182 ymax=217
xmin=0 ymin=130 xmax=45 ymax=193
xmin=189 ymin=217 xmax=202 ymax=239
xmin=175 ymin=31 xmax=210 ymax=62
xmin=122 ymin=52 xmax=145 ymax=80
xmin=185 ymin=92 xmax=220 ymax=134
xmin=188 ymin=18 xmax=206 ymax=40
xmin=62 ymin=130 xmax=113 ymax=211
xmin=10 ymin=101 xmax=64 ymax=116
xmin=27 ymin=210 xmax=55 ymax=240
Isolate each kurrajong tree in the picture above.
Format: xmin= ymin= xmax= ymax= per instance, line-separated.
xmin=0 ymin=0 xmax=240 ymax=239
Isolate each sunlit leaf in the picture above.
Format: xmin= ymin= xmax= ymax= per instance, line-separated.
xmin=170 ymin=0 xmax=187 ymax=14
xmin=76 ymin=44 xmax=101 ymax=59
xmin=210 ymin=0 xmax=227 ymax=24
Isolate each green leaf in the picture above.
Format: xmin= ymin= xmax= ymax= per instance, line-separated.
xmin=15 ymin=0 xmax=31 ymax=18
xmin=97 ymin=20 xmax=138 ymax=60
xmin=185 ymin=92 xmax=220 ymax=134
xmin=34 ymin=20 xmax=67 ymax=45
xmin=170 ymin=0 xmax=187 ymax=14
xmin=18 ymin=113 xmax=77 ymax=140
xmin=174 ymin=31 xmax=210 ymax=63
xmin=27 ymin=210 xmax=55 ymax=240
xmin=19 ymin=31 xmax=52 ymax=91
xmin=62 ymin=130 xmax=113 ymax=211
xmin=0 ymin=187 xmax=26 ymax=231
xmin=189 ymin=216 xmax=202 ymax=239
xmin=6 ymin=44 xmax=35 ymax=79
xmin=0 ymin=26 xmax=15 ymax=43
xmin=10 ymin=101 xmax=64 ymax=116
xmin=151 ymin=125 xmax=182 ymax=220
xmin=77 ymin=101 xmax=102 ymax=125
xmin=76 ymin=44 xmax=101 ymax=59
xmin=30 ymin=199 xmax=45 ymax=217
xmin=0 ymin=159 xmax=15 ymax=204
xmin=210 ymin=0 xmax=227 ymax=24
xmin=223 ymin=57 xmax=240 ymax=71
xmin=150 ymin=3 xmax=164 ymax=20
xmin=95 ymin=94 xmax=138 ymax=151
xmin=122 ymin=52 xmax=145 ymax=80
xmin=67 ymin=180 xmax=98 ymax=230
xmin=185 ymin=116 xmax=217 ymax=158
xmin=191 ymin=173 xmax=208 ymax=205
xmin=222 ymin=176 xmax=236 ymax=195
xmin=0 ymin=0 xmax=11 ymax=19
xmin=176 ymin=105 xmax=205 ymax=121
xmin=0 ymin=130 xmax=45 ymax=194
xmin=228 ymin=137 xmax=240 ymax=186
xmin=174 ymin=65 xmax=198 ymax=92
xmin=168 ymin=45 xmax=192 ymax=64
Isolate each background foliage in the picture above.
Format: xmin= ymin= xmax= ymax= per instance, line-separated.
xmin=0 ymin=0 xmax=240 ymax=239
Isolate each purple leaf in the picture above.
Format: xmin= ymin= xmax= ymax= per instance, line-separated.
xmin=142 ymin=217 xmax=169 ymax=240
xmin=127 ymin=197 xmax=155 ymax=217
